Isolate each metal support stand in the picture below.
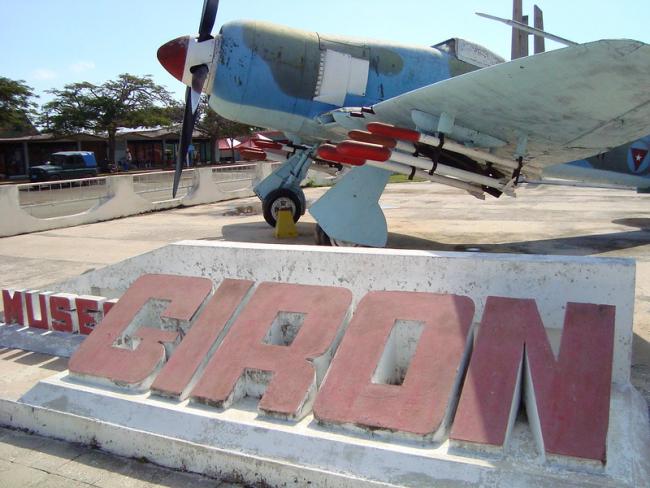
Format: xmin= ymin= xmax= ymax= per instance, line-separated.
xmin=512 ymin=156 xmax=524 ymax=184
xmin=429 ymin=133 xmax=445 ymax=175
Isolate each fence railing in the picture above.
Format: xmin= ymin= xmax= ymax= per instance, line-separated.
xmin=211 ymin=164 xmax=257 ymax=194
xmin=133 ymin=170 xmax=194 ymax=203
xmin=17 ymin=177 xmax=110 ymax=218
xmin=1 ymin=163 xmax=273 ymax=237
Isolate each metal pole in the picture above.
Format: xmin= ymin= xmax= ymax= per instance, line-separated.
xmin=534 ymin=5 xmax=546 ymax=54
xmin=511 ymin=0 xmax=524 ymax=60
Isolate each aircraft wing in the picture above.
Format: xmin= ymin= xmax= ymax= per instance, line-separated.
xmin=338 ymin=40 xmax=650 ymax=169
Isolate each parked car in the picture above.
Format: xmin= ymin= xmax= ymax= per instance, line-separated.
xmin=29 ymin=151 xmax=98 ymax=182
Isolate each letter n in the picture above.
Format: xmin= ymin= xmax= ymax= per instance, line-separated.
xmin=450 ymin=297 xmax=615 ymax=462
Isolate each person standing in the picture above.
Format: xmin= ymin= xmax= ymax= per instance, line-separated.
xmin=125 ymin=149 xmax=133 ymax=171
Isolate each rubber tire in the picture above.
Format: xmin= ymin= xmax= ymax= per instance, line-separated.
xmin=314 ymin=224 xmax=331 ymax=246
xmin=314 ymin=224 xmax=364 ymax=247
xmin=262 ymin=188 xmax=302 ymax=228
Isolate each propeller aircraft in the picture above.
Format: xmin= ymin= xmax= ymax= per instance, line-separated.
xmin=157 ymin=0 xmax=650 ymax=247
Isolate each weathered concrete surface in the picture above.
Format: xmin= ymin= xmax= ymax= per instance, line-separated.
xmin=0 ymin=425 xmax=238 ymax=488
xmin=1 ymin=181 xmax=650 ymax=485
xmin=0 ymin=166 xmax=263 ymax=238
xmin=0 ymin=348 xmax=242 ymax=487
xmin=2 ymin=242 xmax=646 ymax=486
xmin=1 ymin=181 xmax=649 ymax=412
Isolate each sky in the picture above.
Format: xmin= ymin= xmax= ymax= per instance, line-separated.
xmin=1 ymin=0 xmax=648 ymax=106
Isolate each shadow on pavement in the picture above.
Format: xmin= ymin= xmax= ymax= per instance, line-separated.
xmin=220 ymin=221 xmax=650 ymax=256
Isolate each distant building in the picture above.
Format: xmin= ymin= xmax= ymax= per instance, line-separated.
xmin=0 ymin=133 xmax=107 ymax=180
xmin=0 ymin=127 xmax=286 ymax=180
xmin=113 ymin=127 xmax=211 ymax=171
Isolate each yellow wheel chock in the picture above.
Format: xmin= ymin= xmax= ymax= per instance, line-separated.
xmin=274 ymin=208 xmax=298 ymax=238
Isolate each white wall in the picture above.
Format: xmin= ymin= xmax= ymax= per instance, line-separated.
xmin=0 ymin=165 xmax=272 ymax=237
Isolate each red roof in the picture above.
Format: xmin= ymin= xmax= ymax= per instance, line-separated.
xmin=217 ymin=138 xmax=241 ymax=150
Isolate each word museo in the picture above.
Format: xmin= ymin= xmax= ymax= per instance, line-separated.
xmin=2 ymin=274 xmax=615 ymax=462
xmin=2 ymin=289 xmax=116 ymax=335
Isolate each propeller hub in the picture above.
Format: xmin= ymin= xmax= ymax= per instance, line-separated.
xmin=157 ymin=36 xmax=190 ymax=83
xmin=157 ymin=34 xmax=218 ymax=91
xmin=163 ymin=0 xmax=221 ymax=199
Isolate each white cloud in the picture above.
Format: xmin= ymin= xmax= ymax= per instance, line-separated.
xmin=70 ymin=61 xmax=96 ymax=73
xmin=33 ymin=68 xmax=58 ymax=80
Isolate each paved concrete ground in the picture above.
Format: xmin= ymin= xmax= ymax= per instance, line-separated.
xmin=0 ymin=346 xmax=245 ymax=487
xmin=0 ymin=424 xmax=239 ymax=488
xmin=1 ymin=180 xmax=650 ymax=485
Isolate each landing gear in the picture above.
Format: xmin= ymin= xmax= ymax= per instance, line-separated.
xmin=314 ymin=224 xmax=331 ymax=246
xmin=254 ymin=147 xmax=313 ymax=228
xmin=330 ymin=238 xmax=363 ymax=247
xmin=262 ymin=188 xmax=303 ymax=227
xmin=314 ymin=224 xmax=362 ymax=247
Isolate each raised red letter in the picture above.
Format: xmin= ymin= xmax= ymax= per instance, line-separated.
xmin=313 ymin=291 xmax=473 ymax=439
xmin=26 ymin=291 xmax=52 ymax=330
xmin=190 ymin=282 xmax=352 ymax=420
xmin=69 ymin=274 xmax=212 ymax=391
xmin=2 ymin=289 xmax=24 ymax=325
xmin=103 ymin=299 xmax=117 ymax=316
xmin=151 ymin=279 xmax=254 ymax=399
xmin=49 ymin=293 xmax=77 ymax=332
xmin=76 ymin=295 xmax=107 ymax=335
xmin=450 ymin=297 xmax=615 ymax=461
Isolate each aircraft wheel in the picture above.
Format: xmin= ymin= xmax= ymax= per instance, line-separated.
xmin=330 ymin=238 xmax=363 ymax=247
xmin=314 ymin=224 xmax=331 ymax=246
xmin=314 ymin=224 xmax=362 ymax=247
xmin=262 ymin=188 xmax=302 ymax=227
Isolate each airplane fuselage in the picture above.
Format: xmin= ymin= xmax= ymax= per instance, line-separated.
xmin=208 ymin=21 xmax=485 ymax=142
xmin=544 ymin=135 xmax=650 ymax=189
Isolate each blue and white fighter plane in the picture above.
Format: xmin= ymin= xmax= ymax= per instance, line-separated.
xmin=158 ymin=0 xmax=650 ymax=247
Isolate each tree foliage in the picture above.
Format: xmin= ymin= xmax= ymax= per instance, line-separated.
xmin=40 ymin=74 xmax=177 ymax=162
xmin=0 ymin=77 xmax=37 ymax=136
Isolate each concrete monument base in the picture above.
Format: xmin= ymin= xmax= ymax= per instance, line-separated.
xmin=2 ymin=374 xmax=645 ymax=487
xmin=1 ymin=242 xmax=648 ymax=486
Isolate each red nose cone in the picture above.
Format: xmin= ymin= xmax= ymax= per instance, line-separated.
xmin=157 ymin=36 xmax=189 ymax=82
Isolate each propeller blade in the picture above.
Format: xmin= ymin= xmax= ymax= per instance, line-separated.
xmin=190 ymin=64 xmax=209 ymax=113
xmin=174 ymin=86 xmax=196 ymax=197
xmin=198 ymin=0 xmax=219 ymax=42
xmin=174 ymin=63 xmax=210 ymax=198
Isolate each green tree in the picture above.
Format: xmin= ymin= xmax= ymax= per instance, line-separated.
xmin=40 ymin=74 xmax=176 ymax=163
xmin=195 ymin=100 xmax=259 ymax=163
xmin=0 ymin=77 xmax=37 ymax=136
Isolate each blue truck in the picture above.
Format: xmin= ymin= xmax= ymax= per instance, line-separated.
xmin=29 ymin=151 xmax=98 ymax=182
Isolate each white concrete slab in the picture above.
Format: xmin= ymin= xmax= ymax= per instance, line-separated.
xmin=2 ymin=242 xmax=648 ymax=487
xmin=0 ymin=324 xmax=84 ymax=357
xmin=8 ymin=373 xmax=646 ymax=488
